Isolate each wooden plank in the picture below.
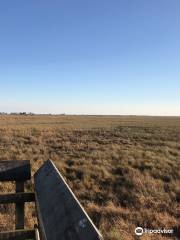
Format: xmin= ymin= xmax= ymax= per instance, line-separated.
xmin=35 ymin=193 xmax=46 ymax=240
xmin=0 ymin=192 xmax=35 ymax=204
xmin=15 ymin=182 xmax=24 ymax=230
xmin=0 ymin=229 xmax=35 ymax=240
xmin=0 ymin=160 xmax=31 ymax=181
xmin=34 ymin=160 xmax=103 ymax=240
xmin=34 ymin=225 xmax=40 ymax=240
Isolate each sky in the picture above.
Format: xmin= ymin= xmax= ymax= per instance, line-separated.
xmin=0 ymin=0 xmax=180 ymax=115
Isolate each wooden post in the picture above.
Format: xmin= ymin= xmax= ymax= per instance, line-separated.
xmin=15 ymin=181 xmax=24 ymax=230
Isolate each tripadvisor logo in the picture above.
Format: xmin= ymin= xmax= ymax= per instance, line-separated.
xmin=135 ymin=227 xmax=143 ymax=236
xmin=135 ymin=227 xmax=174 ymax=236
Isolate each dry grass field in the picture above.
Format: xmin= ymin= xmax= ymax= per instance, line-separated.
xmin=0 ymin=115 xmax=179 ymax=240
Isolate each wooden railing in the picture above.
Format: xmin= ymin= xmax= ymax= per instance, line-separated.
xmin=0 ymin=160 xmax=36 ymax=240
xmin=0 ymin=160 xmax=103 ymax=240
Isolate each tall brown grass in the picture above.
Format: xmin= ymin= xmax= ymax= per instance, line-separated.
xmin=0 ymin=115 xmax=179 ymax=239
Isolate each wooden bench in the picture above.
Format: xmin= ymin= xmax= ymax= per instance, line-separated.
xmin=0 ymin=160 xmax=103 ymax=240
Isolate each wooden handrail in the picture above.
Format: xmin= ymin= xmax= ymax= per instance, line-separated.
xmin=0 ymin=159 xmax=103 ymax=240
xmin=0 ymin=160 xmax=31 ymax=181
xmin=0 ymin=229 xmax=35 ymax=240
xmin=0 ymin=192 xmax=35 ymax=204
xmin=34 ymin=160 xmax=103 ymax=240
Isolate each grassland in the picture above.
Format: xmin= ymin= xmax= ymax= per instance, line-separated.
xmin=0 ymin=115 xmax=179 ymax=239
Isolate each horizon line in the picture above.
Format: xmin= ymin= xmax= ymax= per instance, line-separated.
xmin=0 ymin=112 xmax=180 ymax=117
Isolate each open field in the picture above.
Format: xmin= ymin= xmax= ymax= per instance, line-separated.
xmin=0 ymin=115 xmax=179 ymax=240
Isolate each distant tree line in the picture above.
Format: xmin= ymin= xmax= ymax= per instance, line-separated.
xmin=0 ymin=112 xmax=35 ymax=115
xmin=0 ymin=112 xmax=66 ymax=116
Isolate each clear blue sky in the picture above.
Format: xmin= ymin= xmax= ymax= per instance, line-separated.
xmin=0 ymin=0 xmax=179 ymax=115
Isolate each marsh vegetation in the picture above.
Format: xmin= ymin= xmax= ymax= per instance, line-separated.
xmin=0 ymin=115 xmax=179 ymax=239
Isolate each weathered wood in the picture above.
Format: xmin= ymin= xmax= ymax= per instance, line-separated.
xmin=34 ymin=225 xmax=40 ymax=240
xmin=34 ymin=160 xmax=103 ymax=240
xmin=0 ymin=160 xmax=31 ymax=181
xmin=15 ymin=182 xmax=24 ymax=230
xmin=0 ymin=229 xmax=35 ymax=240
xmin=0 ymin=192 xmax=35 ymax=204
xmin=35 ymin=192 xmax=46 ymax=240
